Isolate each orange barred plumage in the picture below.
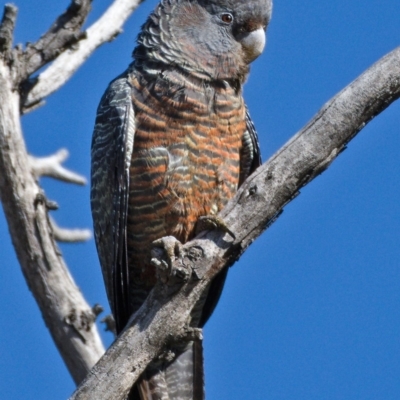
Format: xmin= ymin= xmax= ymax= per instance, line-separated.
xmin=91 ymin=0 xmax=271 ymax=398
xmin=127 ymin=70 xmax=246 ymax=291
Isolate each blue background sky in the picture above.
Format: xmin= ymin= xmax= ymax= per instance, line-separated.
xmin=1 ymin=0 xmax=399 ymax=399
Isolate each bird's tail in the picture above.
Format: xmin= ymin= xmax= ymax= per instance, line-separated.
xmin=128 ymin=340 xmax=204 ymax=400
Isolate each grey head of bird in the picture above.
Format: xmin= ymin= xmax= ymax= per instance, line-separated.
xmin=134 ymin=0 xmax=273 ymax=82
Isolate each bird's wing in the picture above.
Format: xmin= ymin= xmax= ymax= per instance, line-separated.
xmin=91 ymin=71 xmax=135 ymax=333
xmin=239 ymin=105 xmax=262 ymax=186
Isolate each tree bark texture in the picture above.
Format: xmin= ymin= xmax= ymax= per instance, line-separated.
xmin=0 ymin=59 xmax=105 ymax=385
xmin=0 ymin=0 xmax=146 ymax=386
xmin=70 ymin=47 xmax=400 ymax=400
xmin=22 ymin=0 xmax=143 ymax=112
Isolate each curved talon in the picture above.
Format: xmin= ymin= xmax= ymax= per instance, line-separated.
xmin=150 ymin=257 xmax=169 ymax=271
xmin=151 ymin=236 xmax=187 ymax=284
xmin=196 ymin=215 xmax=236 ymax=239
xmin=152 ymin=236 xmax=183 ymax=265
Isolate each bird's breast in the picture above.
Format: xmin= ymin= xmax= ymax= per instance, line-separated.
xmin=127 ymin=72 xmax=246 ymax=286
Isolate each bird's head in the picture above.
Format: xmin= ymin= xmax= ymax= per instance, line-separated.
xmin=134 ymin=0 xmax=272 ymax=81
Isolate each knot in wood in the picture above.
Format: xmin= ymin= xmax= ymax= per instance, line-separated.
xmin=248 ymin=184 xmax=258 ymax=195
xmin=183 ymin=245 xmax=205 ymax=279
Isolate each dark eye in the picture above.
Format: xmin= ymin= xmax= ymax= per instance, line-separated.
xmin=220 ymin=13 xmax=233 ymax=24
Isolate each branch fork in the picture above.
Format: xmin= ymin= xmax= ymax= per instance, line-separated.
xmin=29 ymin=148 xmax=86 ymax=185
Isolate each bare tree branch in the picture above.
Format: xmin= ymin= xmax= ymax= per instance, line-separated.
xmin=17 ymin=0 xmax=92 ymax=81
xmin=0 ymin=59 xmax=105 ymax=384
xmin=0 ymin=0 xmax=147 ymax=384
xmin=50 ymin=216 xmax=92 ymax=242
xmin=29 ymin=148 xmax=87 ymax=185
xmin=69 ymin=46 xmax=400 ymax=400
xmin=22 ymin=0 xmax=143 ymax=113
xmin=0 ymin=1 xmax=115 ymax=385
xmin=0 ymin=4 xmax=17 ymax=55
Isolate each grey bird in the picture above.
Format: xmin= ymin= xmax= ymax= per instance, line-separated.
xmin=91 ymin=0 xmax=272 ymax=398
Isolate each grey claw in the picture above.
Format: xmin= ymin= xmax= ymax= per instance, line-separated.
xmin=151 ymin=236 xmax=187 ymax=286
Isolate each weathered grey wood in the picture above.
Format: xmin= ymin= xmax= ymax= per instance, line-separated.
xmin=0 ymin=59 xmax=105 ymax=384
xmin=70 ymin=47 xmax=400 ymax=400
xmin=0 ymin=4 xmax=17 ymax=54
xmin=0 ymin=0 xmax=145 ymax=386
xmin=29 ymin=148 xmax=86 ymax=185
xmin=22 ymin=0 xmax=143 ymax=113
xmin=17 ymin=0 xmax=92 ymax=94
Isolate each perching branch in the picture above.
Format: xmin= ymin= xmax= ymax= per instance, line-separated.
xmin=70 ymin=46 xmax=400 ymax=400
xmin=21 ymin=0 xmax=143 ymax=113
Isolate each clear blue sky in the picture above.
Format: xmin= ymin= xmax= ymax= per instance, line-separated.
xmin=1 ymin=1 xmax=399 ymax=399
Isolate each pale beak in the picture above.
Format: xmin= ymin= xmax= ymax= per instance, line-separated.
xmin=239 ymin=27 xmax=266 ymax=63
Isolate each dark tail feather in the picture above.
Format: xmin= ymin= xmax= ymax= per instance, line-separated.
xmin=128 ymin=384 xmax=142 ymax=400
xmin=192 ymin=340 xmax=204 ymax=400
xmin=129 ymin=340 xmax=204 ymax=400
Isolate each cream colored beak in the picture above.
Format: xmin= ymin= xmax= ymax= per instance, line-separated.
xmin=239 ymin=27 xmax=266 ymax=63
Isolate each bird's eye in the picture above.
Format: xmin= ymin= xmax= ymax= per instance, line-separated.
xmin=220 ymin=13 xmax=233 ymax=24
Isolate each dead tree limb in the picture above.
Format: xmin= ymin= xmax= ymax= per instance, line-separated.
xmin=29 ymin=148 xmax=87 ymax=185
xmin=21 ymin=0 xmax=143 ymax=113
xmin=50 ymin=216 xmax=92 ymax=243
xmin=0 ymin=4 xmax=17 ymax=55
xmin=70 ymin=46 xmax=400 ymax=400
xmin=0 ymin=0 xmax=145 ymax=385
xmin=0 ymin=59 xmax=104 ymax=385
xmin=17 ymin=0 xmax=92 ymax=81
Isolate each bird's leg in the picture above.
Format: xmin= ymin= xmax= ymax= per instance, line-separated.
xmin=195 ymin=215 xmax=236 ymax=240
xmin=151 ymin=236 xmax=189 ymax=285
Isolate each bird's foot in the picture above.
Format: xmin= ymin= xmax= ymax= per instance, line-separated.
xmin=195 ymin=215 xmax=236 ymax=240
xmin=151 ymin=236 xmax=189 ymax=285
xmin=157 ymin=327 xmax=203 ymax=364
xmin=178 ymin=326 xmax=203 ymax=342
xmin=156 ymin=348 xmax=176 ymax=364
xmin=166 ymin=326 xmax=203 ymax=358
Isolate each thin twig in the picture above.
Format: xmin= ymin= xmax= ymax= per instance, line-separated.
xmin=29 ymin=148 xmax=86 ymax=185
xmin=50 ymin=216 xmax=91 ymax=243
